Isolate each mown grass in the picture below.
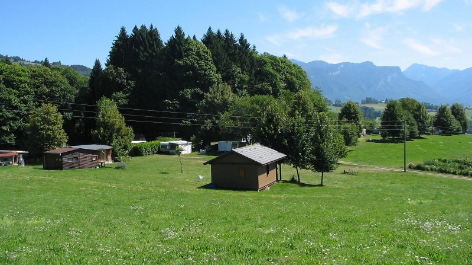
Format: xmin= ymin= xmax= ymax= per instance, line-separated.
xmin=1 ymin=144 xmax=472 ymax=264
xmin=344 ymin=134 xmax=472 ymax=170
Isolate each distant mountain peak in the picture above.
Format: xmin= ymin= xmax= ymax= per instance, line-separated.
xmin=293 ymin=59 xmax=441 ymax=103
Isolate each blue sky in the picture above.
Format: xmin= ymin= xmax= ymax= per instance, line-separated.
xmin=1 ymin=0 xmax=471 ymax=70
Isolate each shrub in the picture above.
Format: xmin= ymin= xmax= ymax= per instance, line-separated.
xmin=130 ymin=141 xmax=161 ymax=156
xmin=409 ymin=158 xmax=472 ymax=177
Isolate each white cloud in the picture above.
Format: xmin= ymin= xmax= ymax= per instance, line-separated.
xmin=265 ymin=25 xmax=338 ymax=46
xmin=320 ymin=53 xmax=344 ymax=64
xmin=278 ymin=6 xmax=302 ymax=22
xmin=259 ymin=13 xmax=267 ymax=22
xmin=326 ymin=0 xmax=445 ymax=18
xmin=422 ymin=0 xmax=446 ymax=11
xmin=361 ymin=25 xmax=385 ymax=49
xmin=452 ymin=23 xmax=463 ymax=32
xmin=362 ymin=38 xmax=384 ymax=49
xmin=431 ymin=38 xmax=462 ymax=53
xmin=402 ymin=39 xmax=440 ymax=56
xmin=288 ymin=25 xmax=338 ymax=40
xmin=326 ymin=2 xmax=353 ymax=17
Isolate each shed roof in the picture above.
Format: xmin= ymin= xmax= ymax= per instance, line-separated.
xmin=0 ymin=151 xmax=17 ymax=158
xmin=204 ymin=144 xmax=286 ymax=166
xmin=44 ymin=147 xmax=77 ymax=154
xmin=71 ymin=144 xmax=112 ymax=150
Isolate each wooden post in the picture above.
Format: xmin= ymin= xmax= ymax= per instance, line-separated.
xmin=404 ymin=120 xmax=407 ymax=172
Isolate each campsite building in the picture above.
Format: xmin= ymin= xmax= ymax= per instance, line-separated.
xmin=43 ymin=145 xmax=112 ymax=170
xmin=204 ymin=144 xmax=286 ymax=191
xmin=71 ymin=145 xmax=113 ymax=164
xmin=159 ymin=141 xmax=192 ymax=154
xmin=0 ymin=150 xmax=28 ymax=165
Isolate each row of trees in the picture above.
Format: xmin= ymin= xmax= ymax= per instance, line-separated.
xmin=209 ymin=89 xmax=347 ymax=184
xmin=1 ymin=24 xmax=353 ymax=183
xmin=89 ymin=25 xmax=312 ymax=140
xmin=380 ymin=98 xmax=468 ymax=139
xmin=15 ymin=98 xmax=134 ymax=161
xmin=0 ymin=61 xmax=90 ymax=148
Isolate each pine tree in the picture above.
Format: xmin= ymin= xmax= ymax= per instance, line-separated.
xmin=89 ymin=59 xmax=103 ymax=104
xmin=42 ymin=58 xmax=51 ymax=68
xmin=107 ymin=27 xmax=129 ymax=68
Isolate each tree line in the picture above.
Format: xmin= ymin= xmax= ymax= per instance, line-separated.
xmin=0 ymin=24 xmax=353 ymax=183
xmin=380 ymin=98 xmax=468 ymax=139
xmin=2 ymin=24 xmax=465 ymax=182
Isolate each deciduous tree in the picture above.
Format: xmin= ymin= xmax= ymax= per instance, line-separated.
xmin=450 ymin=103 xmax=468 ymax=133
xmin=92 ymin=97 xmax=134 ymax=161
xmin=25 ymin=104 xmax=68 ymax=157
xmin=308 ymin=112 xmax=347 ymax=186
xmin=434 ymin=105 xmax=461 ymax=134
xmin=381 ymin=100 xmax=405 ymax=139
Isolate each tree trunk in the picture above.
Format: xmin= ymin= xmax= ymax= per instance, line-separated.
xmin=296 ymin=167 xmax=300 ymax=183
xmin=320 ymin=171 xmax=324 ymax=186
xmin=179 ymin=154 xmax=183 ymax=173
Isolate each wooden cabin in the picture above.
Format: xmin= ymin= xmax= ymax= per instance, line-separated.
xmin=43 ymin=147 xmax=99 ymax=170
xmin=204 ymin=144 xmax=286 ymax=191
xmin=71 ymin=145 xmax=113 ymax=165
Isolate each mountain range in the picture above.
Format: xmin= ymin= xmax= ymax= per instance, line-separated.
xmin=292 ymin=60 xmax=472 ymax=105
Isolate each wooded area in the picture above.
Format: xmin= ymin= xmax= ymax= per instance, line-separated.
xmin=1 ymin=24 xmax=468 ymax=178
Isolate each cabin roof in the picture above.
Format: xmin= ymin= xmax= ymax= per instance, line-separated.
xmin=71 ymin=144 xmax=112 ymax=150
xmin=204 ymin=144 xmax=286 ymax=166
xmin=44 ymin=147 xmax=78 ymax=154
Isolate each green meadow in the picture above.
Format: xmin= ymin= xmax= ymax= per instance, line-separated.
xmin=1 ymin=135 xmax=472 ymax=264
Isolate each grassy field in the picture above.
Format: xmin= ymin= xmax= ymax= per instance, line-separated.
xmin=1 ymin=136 xmax=472 ymax=264
xmin=344 ymin=134 xmax=472 ymax=169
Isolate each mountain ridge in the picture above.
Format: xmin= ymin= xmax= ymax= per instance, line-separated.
xmin=293 ymin=59 xmax=471 ymax=104
xmin=292 ymin=60 xmax=442 ymax=104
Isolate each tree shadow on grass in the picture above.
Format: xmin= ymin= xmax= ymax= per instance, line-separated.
xmin=367 ymin=138 xmax=414 ymax=144
xmin=278 ymin=179 xmax=323 ymax=187
xmin=197 ymin=183 xmax=254 ymax=192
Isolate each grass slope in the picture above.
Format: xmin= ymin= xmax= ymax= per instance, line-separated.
xmin=1 ymin=142 xmax=471 ymax=264
xmin=344 ymin=134 xmax=472 ymax=169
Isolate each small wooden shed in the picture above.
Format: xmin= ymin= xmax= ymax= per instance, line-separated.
xmin=204 ymin=144 xmax=286 ymax=191
xmin=43 ymin=147 xmax=98 ymax=170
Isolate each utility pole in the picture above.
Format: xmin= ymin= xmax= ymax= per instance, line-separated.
xmin=404 ymin=120 xmax=407 ymax=172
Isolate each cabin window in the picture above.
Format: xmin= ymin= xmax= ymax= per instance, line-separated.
xmin=67 ymin=157 xmax=78 ymax=162
xmin=92 ymin=155 xmax=98 ymax=161
xmin=239 ymin=168 xmax=245 ymax=178
xmin=55 ymin=157 xmax=61 ymax=162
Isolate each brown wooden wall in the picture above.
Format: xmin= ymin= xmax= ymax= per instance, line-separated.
xmin=257 ymin=163 xmax=277 ymax=189
xmin=43 ymin=154 xmax=63 ymax=170
xmin=209 ymin=153 xmax=277 ymax=190
xmin=44 ymin=150 xmax=99 ymax=170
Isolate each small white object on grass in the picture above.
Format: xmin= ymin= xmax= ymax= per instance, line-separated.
xmin=198 ymin=175 xmax=204 ymax=181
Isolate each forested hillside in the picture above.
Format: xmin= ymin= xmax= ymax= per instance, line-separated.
xmin=0 ymin=54 xmax=92 ymax=76
xmin=0 ymin=25 xmax=322 ymax=153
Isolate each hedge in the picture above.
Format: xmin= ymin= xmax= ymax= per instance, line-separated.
xmin=129 ymin=141 xmax=161 ymax=156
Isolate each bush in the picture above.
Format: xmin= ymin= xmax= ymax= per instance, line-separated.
xmin=409 ymin=158 xmax=472 ymax=177
xmin=130 ymin=141 xmax=161 ymax=156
